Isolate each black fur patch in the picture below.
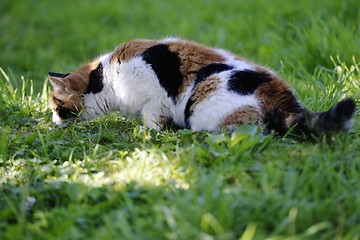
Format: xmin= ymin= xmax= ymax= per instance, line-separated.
xmin=184 ymin=63 xmax=234 ymax=128
xmin=49 ymin=72 xmax=70 ymax=78
xmin=141 ymin=44 xmax=183 ymax=100
xmin=193 ymin=63 xmax=233 ymax=85
xmin=264 ymin=105 xmax=303 ymax=135
xmin=184 ymin=98 xmax=196 ymax=128
xmin=262 ymin=87 xmax=303 ymax=135
xmin=84 ymin=63 xmax=104 ymax=94
xmin=228 ymin=70 xmax=273 ymax=95
xmin=56 ymin=106 xmax=77 ymax=119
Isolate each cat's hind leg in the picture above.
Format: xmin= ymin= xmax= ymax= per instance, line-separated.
xmin=217 ymin=105 xmax=264 ymax=132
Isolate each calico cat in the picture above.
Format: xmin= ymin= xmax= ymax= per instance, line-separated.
xmin=49 ymin=38 xmax=356 ymax=136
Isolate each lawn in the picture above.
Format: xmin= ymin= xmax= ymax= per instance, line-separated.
xmin=1 ymin=0 xmax=360 ymax=239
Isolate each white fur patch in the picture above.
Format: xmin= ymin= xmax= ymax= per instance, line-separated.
xmin=159 ymin=37 xmax=183 ymax=44
xmin=188 ymin=71 xmax=259 ymax=131
xmin=343 ymin=117 xmax=355 ymax=131
xmin=52 ymin=110 xmax=63 ymax=125
xmin=173 ymin=84 xmax=193 ymax=127
xmin=82 ymin=54 xmax=175 ymax=129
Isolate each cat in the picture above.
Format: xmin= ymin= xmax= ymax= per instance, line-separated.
xmin=49 ymin=38 xmax=356 ymax=136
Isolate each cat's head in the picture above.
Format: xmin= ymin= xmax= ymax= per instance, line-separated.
xmin=49 ymin=60 xmax=100 ymax=124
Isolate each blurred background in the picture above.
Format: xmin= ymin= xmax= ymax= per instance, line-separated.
xmin=1 ymin=0 xmax=359 ymax=92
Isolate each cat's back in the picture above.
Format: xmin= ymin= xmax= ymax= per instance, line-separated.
xmin=108 ymin=37 xmax=264 ymax=95
xmin=110 ymin=37 xmax=270 ymax=74
xmin=110 ymin=38 xmax=224 ymax=60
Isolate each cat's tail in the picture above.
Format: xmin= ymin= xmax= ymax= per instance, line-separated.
xmin=290 ymin=98 xmax=356 ymax=136
xmin=258 ymin=78 xmax=356 ymax=136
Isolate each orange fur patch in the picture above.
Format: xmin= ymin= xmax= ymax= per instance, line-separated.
xmin=255 ymin=78 xmax=300 ymax=128
xmin=256 ymin=79 xmax=288 ymax=110
xmin=189 ymin=75 xmax=220 ymax=111
xmin=110 ymin=39 xmax=158 ymax=63
xmin=218 ymin=106 xmax=263 ymax=129
xmin=65 ymin=59 xmax=100 ymax=93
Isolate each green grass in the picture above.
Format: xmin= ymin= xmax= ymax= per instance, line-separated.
xmin=1 ymin=0 xmax=360 ymax=239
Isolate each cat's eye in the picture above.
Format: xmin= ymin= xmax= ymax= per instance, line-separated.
xmin=53 ymin=96 xmax=63 ymax=104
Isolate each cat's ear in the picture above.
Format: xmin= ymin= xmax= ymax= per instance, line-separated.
xmin=49 ymin=72 xmax=70 ymax=91
xmin=49 ymin=76 xmax=66 ymax=91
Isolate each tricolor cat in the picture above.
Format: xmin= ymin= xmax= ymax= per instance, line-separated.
xmin=49 ymin=38 xmax=356 ymax=136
